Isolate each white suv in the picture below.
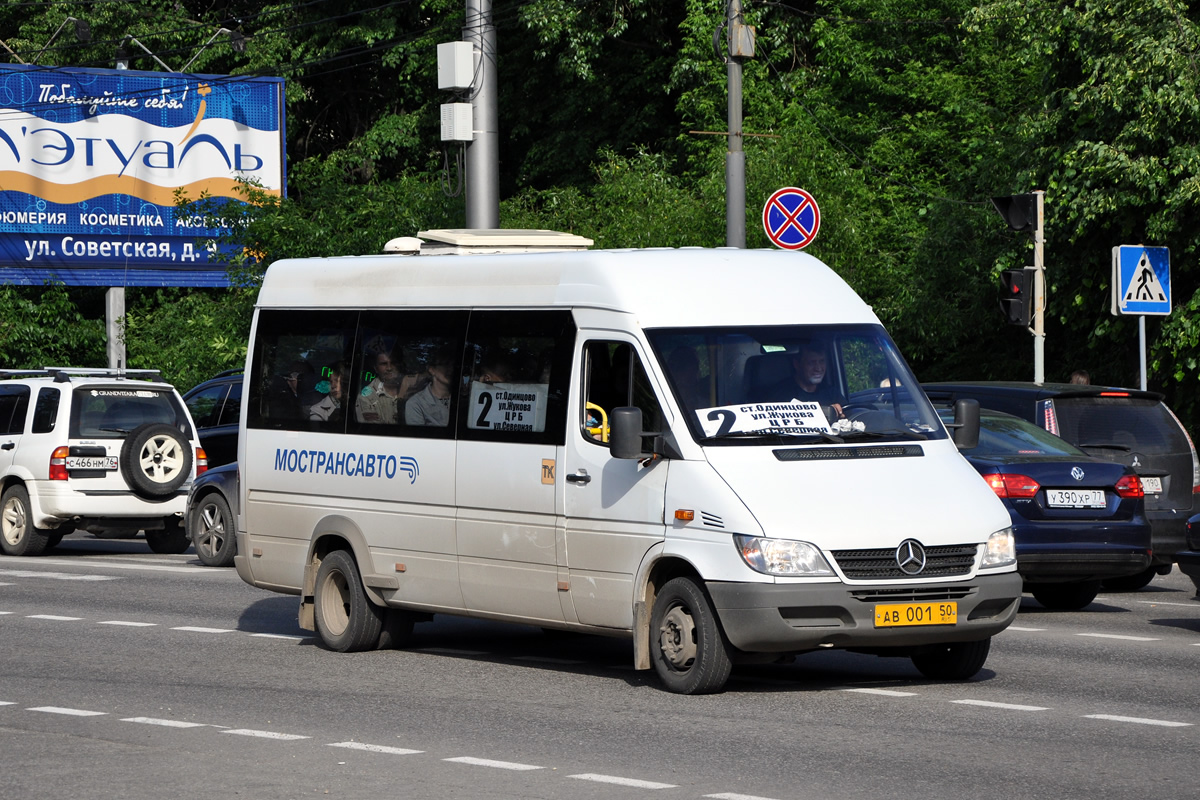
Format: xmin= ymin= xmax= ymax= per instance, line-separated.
xmin=0 ymin=368 xmax=207 ymax=556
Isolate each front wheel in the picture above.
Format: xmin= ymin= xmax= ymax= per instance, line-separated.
xmin=1030 ymin=581 xmax=1100 ymax=611
xmin=649 ymin=577 xmax=732 ymax=694
xmin=314 ymin=549 xmax=384 ymax=652
xmin=189 ymin=493 xmax=237 ymax=567
xmin=911 ymin=638 xmax=991 ymax=680
xmin=0 ymin=485 xmax=50 ymax=556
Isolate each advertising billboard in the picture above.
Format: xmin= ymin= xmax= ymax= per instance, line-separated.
xmin=0 ymin=64 xmax=285 ymax=287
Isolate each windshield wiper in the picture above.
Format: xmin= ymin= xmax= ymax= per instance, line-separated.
xmin=838 ymin=428 xmax=930 ymax=441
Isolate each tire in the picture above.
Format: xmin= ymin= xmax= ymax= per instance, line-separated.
xmin=911 ymin=638 xmax=991 ymax=680
xmin=649 ymin=577 xmax=733 ymax=694
xmin=1100 ymin=567 xmax=1157 ymax=592
xmin=0 ymin=485 xmax=50 ymax=557
xmin=376 ymin=609 xmax=416 ymax=650
xmin=190 ymin=492 xmax=236 ymax=567
xmin=1030 ymin=581 xmax=1101 ymax=611
xmin=314 ymin=549 xmax=384 ymax=652
xmin=145 ymin=517 xmax=189 ymax=554
xmin=120 ymin=423 xmax=193 ymax=499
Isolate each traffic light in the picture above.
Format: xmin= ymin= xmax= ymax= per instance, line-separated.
xmin=991 ymin=194 xmax=1038 ymax=232
xmin=1001 ymin=268 xmax=1034 ymax=326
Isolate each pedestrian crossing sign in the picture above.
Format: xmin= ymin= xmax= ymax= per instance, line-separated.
xmin=1112 ymin=245 xmax=1171 ymax=316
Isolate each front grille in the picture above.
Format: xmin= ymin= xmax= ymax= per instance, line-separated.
xmin=831 ymin=544 xmax=977 ymax=579
xmin=849 ymin=586 xmax=975 ymax=603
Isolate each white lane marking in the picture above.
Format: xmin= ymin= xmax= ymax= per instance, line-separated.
xmin=329 ymin=742 xmax=423 ymax=755
xmin=418 ymin=647 xmax=489 ymax=656
xmin=513 ymin=656 xmax=584 ymax=665
xmin=0 ymin=611 xmax=13 ymax=615
xmin=29 ymin=706 xmax=106 ymax=716
xmin=1006 ymin=626 xmax=1046 ymax=631
xmin=99 ymin=621 xmax=157 ymax=627
xmin=0 ymin=557 xmax=216 ymax=575
xmin=1075 ymin=633 xmax=1160 ymax=642
xmin=0 ymin=701 xmax=15 ymax=706
xmin=121 ymin=717 xmax=207 ymax=728
xmin=706 ymin=794 xmax=783 ymax=800
xmin=1133 ymin=600 xmax=1200 ymax=608
xmin=0 ymin=569 xmax=117 ymax=582
xmin=952 ymin=699 xmax=1050 ymax=712
xmin=443 ymin=756 xmax=543 ymax=771
xmin=26 ymin=614 xmax=82 ymax=621
xmin=1084 ymin=714 xmax=1193 ymax=728
xmin=569 ymin=774 xmax=678 ymax=789
xmin=222 ymin=729 xmax=310 ymax=740
xmin=171 ymin=626 xmax=235 ymax=633
xmin=0 ymin=582 xmax=11 ymax=586
xmin=842 ymin=688 xmax=917 ymax=697
xmin=250 ymin=633 xmax=308 ymax=640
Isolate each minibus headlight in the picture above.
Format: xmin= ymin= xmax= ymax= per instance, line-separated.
xmin=981 ymin=527 xmax=1017 ymax=568
xmin=734 ymin=535 xmax=834 ymax=576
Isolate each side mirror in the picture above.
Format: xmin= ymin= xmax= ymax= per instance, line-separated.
xmin=610 ymin=407 xmax=644 ymax=459
xmin=952 ymin=398 xmax=980 ymax=450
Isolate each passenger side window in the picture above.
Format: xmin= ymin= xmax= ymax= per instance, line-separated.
xmin=0 ymin=386 xmax=30 ymax=435
xmin=581 ymin=341 xmax=665 ymax=445
xmin=458 ymin=310 xmax=575 ymax=446
xmin=247 ymin=310 xmax=358 ymax=432
xmin=31 ymin=387 xmax=60 ymax=434
xmin=186 ymin=384 xmax=228 ymax=429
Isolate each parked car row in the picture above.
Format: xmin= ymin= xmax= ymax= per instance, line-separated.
xmin=4 ymin=368 xmax=1198 ymax=606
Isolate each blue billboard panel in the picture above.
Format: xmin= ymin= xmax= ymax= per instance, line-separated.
xmin=0 ymin=64 xmax=285 ymax=287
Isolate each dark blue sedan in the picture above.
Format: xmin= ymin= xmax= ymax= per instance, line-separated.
xmin=949 ymin=410 xmax=1152 ymax=610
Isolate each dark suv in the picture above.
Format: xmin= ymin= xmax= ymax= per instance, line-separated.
xmin=182 ymin=369 xmax=242 ymax=469
xmin=924 ymin=382 xmax=1198 ymax=590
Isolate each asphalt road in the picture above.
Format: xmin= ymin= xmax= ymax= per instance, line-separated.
xmin=2 ymin=534 xmax=1199 ymax=800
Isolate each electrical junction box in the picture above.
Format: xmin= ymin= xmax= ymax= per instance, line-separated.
xmin=440 ymin=103 xmax=473 ymax=142
xmin=437 ymin=41 xmax=475 ymax=90
xmin=730 ymin=23 xmax=756 ymax=58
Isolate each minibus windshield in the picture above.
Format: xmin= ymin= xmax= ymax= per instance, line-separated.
xmin=647 ymin=324 xmax=946 ymax=445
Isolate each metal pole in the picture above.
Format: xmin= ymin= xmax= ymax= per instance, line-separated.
xmin=1139 ymin=315 xmax=1148 ymax=390
xmin=106 ymin=287 xmax=125 ymax=369
xmin=725 ymin=0 xmax=745 ymax=248
xmin=1033 ymin=190 xmax=1045 ymax=384
xmin=464 ymin=0 xmax=499 ymax=229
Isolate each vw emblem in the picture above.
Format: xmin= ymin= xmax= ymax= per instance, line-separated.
xmin=1071 ymin=466 xmax=1085 ymax=481
xmin=895 ymin=539 xmax=927 ymax=575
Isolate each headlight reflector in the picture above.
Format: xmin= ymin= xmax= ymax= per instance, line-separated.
xmin=734 ymin=535 xmax=834 ymax=576
xmin=981 ymin=527 xmax=1017 ymax=568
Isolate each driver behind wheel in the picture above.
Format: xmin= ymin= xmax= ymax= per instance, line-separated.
xmin=762 ymin=340 xmax=846 ymax=421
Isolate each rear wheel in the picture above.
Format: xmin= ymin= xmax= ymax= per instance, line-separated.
xmin=911 ymin=638 xmax=991 ymax=680
xmin=145 ymin=517 xmax=189 ymax=554
xmin=1100 ymin=567 xmax=1157 ymax=592
xmin=190 ymin=492 xmax=236 ymax=567
xmin=1030 ymin=580 xmax=1101 ymax=611
xmin=0 ymin=485 xmax=50 ymax=557
xmin=314 ymin=549 xmax=384 ymax=652
xmin=649 ymin=577 xmax=733 ymax=694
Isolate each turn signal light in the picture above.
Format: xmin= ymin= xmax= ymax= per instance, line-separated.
xmin=1114 ymin=474 xmax=1144 ymax=498
xmin=195 ymin=447 xmax=208 ymax=476
xmin=982 ymin=472 xmax=1040 ymax=499
xmin=49 ymin=446 xmax=69 ymax=481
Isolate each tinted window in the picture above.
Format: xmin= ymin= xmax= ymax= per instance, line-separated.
xmin=247 ymin=309 xmax=358 ymax=433
xmin=218 ymin=381 xmax=242 ymax=426
xmin=70 ymin=387 xmax=189 ymax=438
xmin=965 ymin=413 xmax=1085 ymax=457
xmin=0 ymin=385 xmax=31 ymax=435
xmin=186 ymin=384 xmax=229 ymax=428
xmin=1053 ymin=397 xmax=1189 ymax=456
xmin=32 ymin=387 xmax=60 ymax=434
xmin=458 ymin=310 xmax=575 ymax=446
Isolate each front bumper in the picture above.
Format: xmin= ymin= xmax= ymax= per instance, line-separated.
xmin=706 ymin=572 xmax=1022 ymax=653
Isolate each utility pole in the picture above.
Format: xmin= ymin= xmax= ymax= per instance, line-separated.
xmin=464 ymin=0 xmax=499 ymax=228
xmin=726 ymin=0 xmax=746 ymax=248
xmin=1032 ymin=189 xmax=1045 ymax=384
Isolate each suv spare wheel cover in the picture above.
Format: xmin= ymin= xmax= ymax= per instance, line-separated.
xmin=119 ymin=423 xmax=193 ymax=499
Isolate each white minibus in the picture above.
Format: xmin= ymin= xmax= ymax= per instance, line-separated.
xmin=235 ymin=234 xmax=1021 ymax=694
